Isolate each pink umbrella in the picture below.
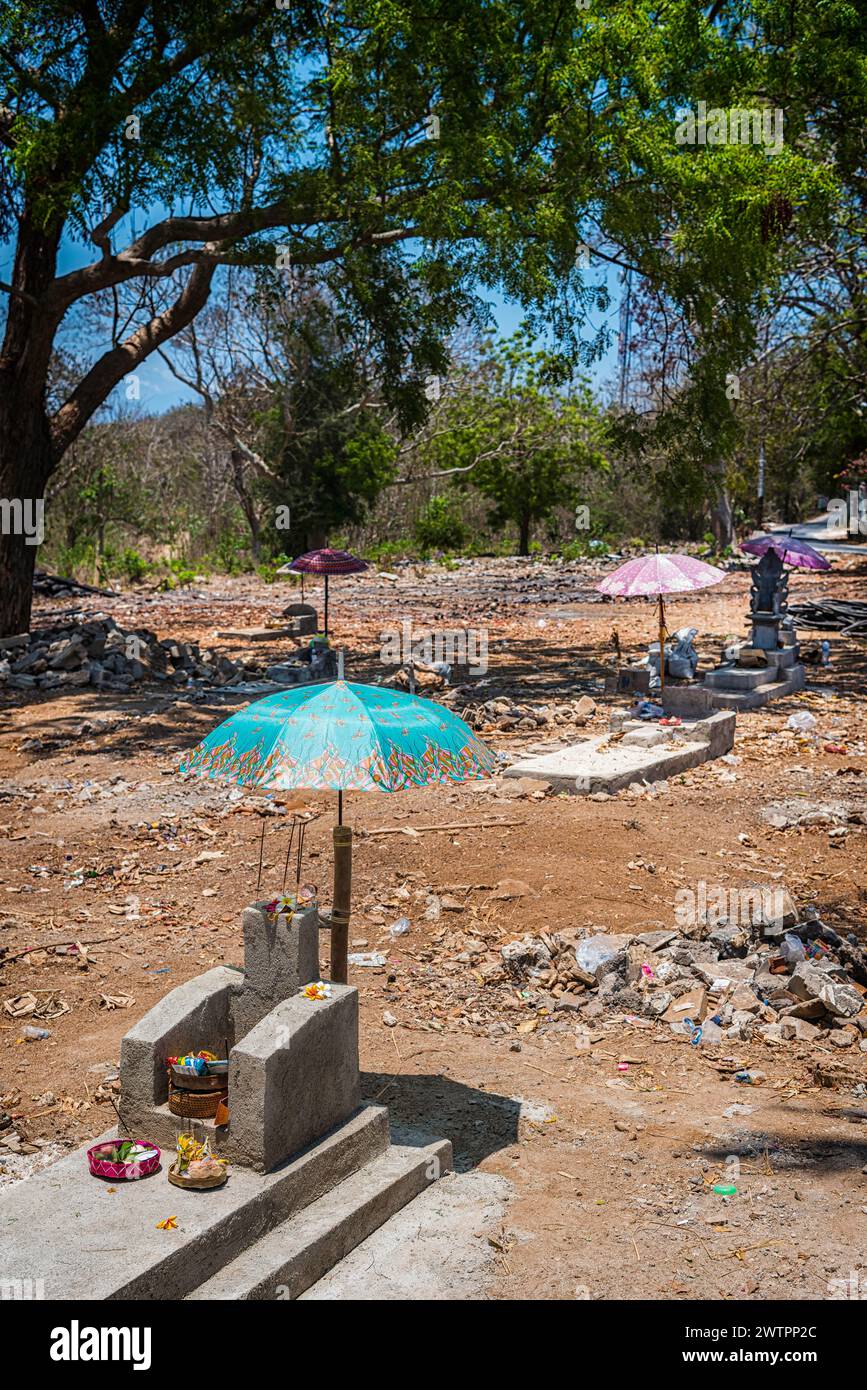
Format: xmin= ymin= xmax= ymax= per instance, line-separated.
xmin=278 ymin=548 xmax=369 ymax=636
xmin=596 ymin=553 xmax=726 ymax=692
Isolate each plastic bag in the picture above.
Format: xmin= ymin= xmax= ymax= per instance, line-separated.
xmin=347 ymin=951 xmax=387 ymax=968
xmin=786 ymin=711 xmax=817 ymax=732
xmin=781 ymin=932 xmax=806 ymax=966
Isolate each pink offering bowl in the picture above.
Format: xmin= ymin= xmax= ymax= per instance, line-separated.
xmin=87 ymin=1139 xmax=161 ymax=1181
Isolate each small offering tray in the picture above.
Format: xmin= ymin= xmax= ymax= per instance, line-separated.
xmin=168 ymin=1164 xmax=228 ymax=1191
xmin=87 ymin=1139 xmax=160 ymax=1181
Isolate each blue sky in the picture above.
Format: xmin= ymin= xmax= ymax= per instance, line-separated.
xmin=2 ymin=223 xmax=624 ymax=417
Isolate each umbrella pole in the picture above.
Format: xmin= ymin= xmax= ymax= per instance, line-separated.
xmin=281 ymin=817 xmax=297 ymax=892
xmin=658 ymin=594 xmax=666 ymax=696
xmin=324 ymin=575 xmax=329 ymax=639
xmin=331 ymin=823 xmax=352 ymax=984
xmin=255 ymin=816 xmax=266 ymax=895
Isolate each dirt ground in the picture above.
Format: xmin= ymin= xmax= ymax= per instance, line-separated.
xmin=1 ymin=553 xmax=866 ymax=1300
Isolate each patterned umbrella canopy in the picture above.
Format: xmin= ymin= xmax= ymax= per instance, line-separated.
xmin=276 ymin=548 xmax=369 ymax=635
xmin=283 ymin=548 xmax=369 ymax=575
xmin=741 ymin=533 xmax=831 ymax=570
xmin=178 ymin=679 xmax=497 ymax=793
xmin=596 ymin=552 xmax=726 ymax=597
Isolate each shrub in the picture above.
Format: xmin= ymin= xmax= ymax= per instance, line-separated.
xmin=414 ymin=493 xmax=466 ymax=552
xmin=116 ymin=548 xmax=150 ymax=583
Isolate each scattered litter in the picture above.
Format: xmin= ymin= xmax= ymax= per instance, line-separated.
xmin=348 ymin=952 xmax=387 ymax=968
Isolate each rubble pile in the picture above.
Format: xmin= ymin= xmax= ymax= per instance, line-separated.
xmin=492 ymin=898 xmax=867 ymax=1050
xmin=0 ymin=615 xmax=264 ymax=693
xmin=32 ymin=569 xmax=117 ymax=600
xmin=448 ymin=694 xmax=597 ymax=734
xmin=0 ymin=616 xmax=336 ymax=695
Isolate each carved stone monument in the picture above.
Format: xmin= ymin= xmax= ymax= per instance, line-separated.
xmin=703 ymin=550 xmax=805 ymax=710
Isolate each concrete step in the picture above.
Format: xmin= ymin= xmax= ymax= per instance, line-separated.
xmin=0 ymin=1105 xmax=389 ymax=1300
xmin=705 ymin=663 xmax=806 ymax=711
xmin=187 ymin=1138 xmax=452 ymax=1301
xmin=704 ymin=665 xmax=770 ymax=691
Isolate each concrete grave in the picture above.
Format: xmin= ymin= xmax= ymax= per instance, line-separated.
xmin=505 ymin=709 xmax=735 ymax=794
xmin=0 ymin=899 xmax=452 ymax=1299
xmin=120 ymin=904 xmax=359 ymax=1170
xmin=702 ymin=549 xmax=807 ymax=710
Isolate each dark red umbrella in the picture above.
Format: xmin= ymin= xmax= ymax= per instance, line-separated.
xmin=279 ymin=548 xmax=369 ymax=635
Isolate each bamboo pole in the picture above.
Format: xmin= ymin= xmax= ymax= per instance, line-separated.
xmin=330 ymin=824 xmax=352 ymax=984
xmin=658 ymin=593 xmax=666 ymax=695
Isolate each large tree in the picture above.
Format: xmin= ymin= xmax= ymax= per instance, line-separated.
xmin=0 ymin=0 xmax=832 ymax=632
xmin=415 ymin=329 xmax=606 ymax=554
xmin=160 ymin=275 xmax=398 ymax=558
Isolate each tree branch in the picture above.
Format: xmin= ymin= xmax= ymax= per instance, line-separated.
xmin=50 ymin=258 xmax=218 ymax=459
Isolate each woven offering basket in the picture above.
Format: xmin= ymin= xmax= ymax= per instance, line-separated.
xmin=168 ymin=1087 xmax=227 ymax=1119
xmin=168 ymin=1162 xmax=228 ymax=1191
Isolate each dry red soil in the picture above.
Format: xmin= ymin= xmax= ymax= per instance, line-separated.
xmin=1 ymin=554 xmax=865 ymax=1299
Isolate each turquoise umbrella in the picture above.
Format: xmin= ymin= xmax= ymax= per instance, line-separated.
xmin=179 ymin=678 xmax=496 ymax=811
xmin=179 ymin=677 xmax=496 ymax=980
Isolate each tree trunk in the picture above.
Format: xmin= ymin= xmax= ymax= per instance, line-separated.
xmin=0 ymin=213 xmax=64 ymax=636
xmin=230 ymin=448 xmax=262 ymax=562
xmin=0 ymin=397 xmax=54 ymax=636
xmin=517 ymin=513 xmax=531 ymax=556
xmin=709 ymin=459 xmax=733 ymax=551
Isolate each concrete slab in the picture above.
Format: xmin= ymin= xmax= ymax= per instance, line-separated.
xmin=0 ymin=1105 xmax=389 ymax=1300
xmin=299 ymin=1170 xmax=511 ymax=1301
xmin=188 ymin=1136 xmax=452 ymax=1300
xmin=705 ymin=665 xmax=771 ymax=691
xmin=215 ymin=626 xmax=298 ymax=641
xmin=504 ymin=711 xmax=735 ymax=795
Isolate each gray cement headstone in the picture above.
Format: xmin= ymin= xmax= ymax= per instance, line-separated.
xmin=232 ymin=904 xmax=319 ymax=1037
xmin=118 ymin=903 xmax=361 ymax=1171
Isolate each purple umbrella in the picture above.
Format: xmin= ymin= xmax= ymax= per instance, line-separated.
xmin=277 ymin=548 xmax=369 ymax=635
xmin=741 ymin=534 xmax=831 ymax=570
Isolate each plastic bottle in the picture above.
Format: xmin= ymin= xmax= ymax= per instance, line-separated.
xmin=21 ymin=1026 xmax=50 ymax=1041
xmin=701 ymin=1018 xmax=723 ymax=1046
xmin=389 ymin=917 xmax=411 ymax=938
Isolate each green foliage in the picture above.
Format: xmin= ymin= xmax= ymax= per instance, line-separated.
xmin=256 ymin=293 xmax=400 ymax=552
xmin=4 ymin=0 xmax=863 ymax=598
xmin=112 ymin=548 xmax=150 ymax=584
xmin=414 ymin=493 xmax=466 ymax=552
xmin=421 ymin=330 xmax=608 ymax=554
xmin=256 ymin=554 xmax=294 ymax=584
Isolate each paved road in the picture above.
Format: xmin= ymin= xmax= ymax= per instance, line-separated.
xmin=762 ymin=510 xmax=867 ymax=555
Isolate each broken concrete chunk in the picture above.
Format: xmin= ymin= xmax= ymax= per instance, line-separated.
xmin=727 ymin=983 xmax=761 ymax=1014
xmin=789 ymin=961 xmax=863 ymax=1018
xmin=692 ymin=958 xmax=755 ymax=989
xmin=663 ymin=985 xmax=708 ymax=1025
xmin=780 ymin=1016 xmax=821 ymax=1043
xmin=575 ymin=934 xmax=634 ymax=979
xmin=634 ymin=929 xmax=678 ymax=951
